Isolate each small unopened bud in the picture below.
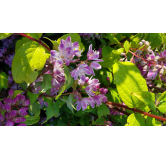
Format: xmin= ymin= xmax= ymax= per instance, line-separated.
xmin=145 ymin=41 xmax=150 ymax=46
xmin=152 ymin=68 xmax=157 ymax=72
xmin=5 ymin=119 xmax=14 ymax=126
xmin=20 ymin=117 xmax=26 ymax=122
xmin=155 ymin=56 xmax=160 ymax=60
xmin=5 ymin=104 xmax=11 ymax=112
xmin=85 ymin=77 xmax=89 ymax=83
xmin=12 ymin=98 xmax=18 ymax=106
xmin=142 ymin=40 xmax=145 ymax=43
xmin=20 ymin=95 xmax=26 ymax=102
xmin=136 ymin=50 xmax=142 ymax=55
xmin=106 ymin=77 xmax=110 ymax=81
xmin=10 ymin=110 xmax=17 ymax=118
xmin=8 ymin=89 xmax=14 ymax=97
xmin=5 ymin=112 xmax=10 ymax=119
xmin=13 ymin=117 xmax=20 ymax=123
xmin=22 ymin=99 xmax=30 ymax=106
xmin=119 ymin=58 xmax=125 ymax=62
xmin=139 ymin=42 xmax=143 ymax=46
xmin=121 ymin=52 xmax=126 ymax=56
xmin=155 ymin=65 xmax=161 ymax=69
xmin=143 ymin=65 xmax=148 ymax=71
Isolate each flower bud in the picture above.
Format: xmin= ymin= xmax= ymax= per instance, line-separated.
xmin=20 ymin=117 xmax=26 ymax=122
xmin=3 ymin=97 xmax=8 ymax=104
xmin=20 ymin=95 xmax=26 ymax=102
xmin=106 ymin=77 xmax=110 ymax=81
xmin=136 ymin=50 xmax=142 ymax=55
xmin=22 ymin=99 xmax=30 ymax=106
xmin=144 ymin=41 xmax=149 ymax=46
xmin=10 ymin=110 xmax=17 ymax=118
xmin=120 ymin=53 xmax=126 ymax=56
xmin=0 ymin=113 xmax=4 ymax=122
xmin=141 ymin=40 xmax=145 ymax=43
xmin=16 ymin=94 xmax=21 ymax=101
xmin=139 ymin=42 xmax=143 ymax=46
xmin=6 ymin=119 xmax=14 ymax=126
xmin=104 ymin=89 xmax=108 ymax=94
xmin=4 ymin=104 xmax=11 ymax=112
xmin=13 ymin=117 xmax=20 ymax=123
xmin=7 ymin=98 xmax=12 ymax=106
xmin=155 ymin=65 xmax=161 ymax=69
xmin=18 ymin=108 xmax=27 ymax=115
xmin=160 ymin=68 xmax=164 ymax=75
xmin=8 ymin=89 xmax=14 ymax=97
xmin=1 ymin=104 xmax=5 ymax=110
xmin=12 ymin=98 xmax=18 ymax=106
xmin=85 ymin=77 xmax=89 ymax=83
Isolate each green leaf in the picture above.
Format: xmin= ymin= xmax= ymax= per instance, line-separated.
xmin=55 ymin=65 xmax=74 ymax=100
xmin=113 ymin=62 xmax=148 ymax=108
xmin=146 ymin=117 xmax=161 ymax=126
xmin=100 ymin=47 xmax=123 ymax=68
xmin=107 ymin=33 xmax=120 ymax=44
xmin=25 ymin=33 xmax=42 ymax=40
xmin=0 ymin=72 xmax=8 ymax=88
xmin=29 ymin=100 xmax=41 ymax=116
xmin=100 ymin=69 xmax=112 ymax=86
xmin=0 ymin=33 xmax=12 ymax=40
xmin=124 ymin=40 xmax=131 ymax=53
xmin=97 ymin=103 xmax=110 ymax=118
xmin=157 ymin=91 xmax=166 ymax=103
xmin=93 ymin=117 xmax=105 ymax=125
xmin=15 ymin=37 xmax=31 ymax=52
xmin=40 ymin=74 xmax=52 ymax=93
xmin=27 ymin=91 xmax=40 ymax=104
xmin=125 ymin=113 xmax=145 ymax=126
xmin=24 ymin=115 xmax=40 ymax=125
xmin=42 ymin=97 xmax=54 ymax=124
xmin=61 ymin=94 xmax=75 ymax=113
xmin=12 ymin=90 xmax=24 ymax=98
xmin=57 ymin=33 xmax=85 ymax=52
xmin=158 ymin=101 xmax=166 ymax=114
xmin=53 ymin=99 xmax=63 ymax=117
xmin=12 ymin=41 xmax=49 ymax=83
xmin=144 ymin=33 xmax=162 ymax=49
xmin=132 ymin=91 xmax=156 ymax=111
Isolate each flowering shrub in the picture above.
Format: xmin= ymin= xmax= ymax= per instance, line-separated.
xmin=0 ymin=33 xmax=166 ymax=126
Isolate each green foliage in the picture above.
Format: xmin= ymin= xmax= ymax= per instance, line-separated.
xmin=40 ymin=74 xmax=52 ymax=93
xmin=100 ymin=46 xmax=123 ymax=68
xmin=113 ymin=61 xmax=148 ymax=108
xmin=25 ymin=33 xmax=43 ymax=40
xmin=27 ymin=91 xmax=40 ymax=105
xmin=125 ymin=113 xmax=145 ymax=126
xmin=92 ymin=117 xmax=105 ymax=126
xmin=97 ymin=103 xmax=110 ymax=118
xmin=158 ymin=102 xmax=166 ymax=114
xmin=0 ymin=72 xmax=8 ymax=88
xmin=13 ymin=90 xmax=24 ymax=98
xmin=100 ymin=68 xmax=112 ymax=86
xmin=157 ymin=91 xmax=166 ymax=103
xmin=132 ymin=91 xmax=156 ymax=111
xmin=12 ymin=41 xmax=50 ymax=83
xmin=0 ymin=33 xmax=12 ymax=40
xmin=146 ymin=117 xmax=161 ymax=126
xmin=123 ymin=40 xmax=131 ymax=54
xmin=24 ymin=115 xmax=40 ymax=125
xmin=29 ymin=100 xmax=41 ymax=116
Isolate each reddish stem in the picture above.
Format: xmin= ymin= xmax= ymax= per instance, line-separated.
xmin=19 ymin=33 xmax=51 ymax=51
xmin=106 ymin=101 xmax=166 ymax=122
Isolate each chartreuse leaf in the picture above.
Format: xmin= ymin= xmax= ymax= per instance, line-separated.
xmin=12 ymin=41 xmax=50 ymax=83
xmin=113 ymin=62 xmax=148 ymax=108
xmin=100 ymin=46 xmax=123 ymax=68
xmin=158 ymin=101 xmax=166 ymax=114
xmin=0 ymin=72 xmax=8 ymax=88
xmin=23 ymin=115 xmax=40 ymax=125
xmin=55 ymin=65 xmax=74 ymax=100
xmin=107 ymin=33 xmax=120 ymax=44
xmin=27 ymin=91 xmax=40 ymax=104
xmin=0 ymin=33 xmax=12 ymax=40
xmin=40 ymin=74 xmax=52 ymax=93
xmin=29 ymin=100 xmax=41 ymax=116
xmin=132 ymin=91 xmax=156 ymax=111
xmin=57 ymin=33 xmax=85 ymax=52
xmin=97 ymin=103 xmax=110 ymax=118
xmin=12 ymin=90 xmax=24 ymax=98
xmin=157 ymin=91 xmax=166 ymax=103
xmin=25 ymin=33 xmax=42 ymax=40
xmin=124 ymin=40 xmax=131 ymax=54
xmin=125 ymin=113 xmax=145 ymax=126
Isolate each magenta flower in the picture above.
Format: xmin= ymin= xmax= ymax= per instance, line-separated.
xmin=75 ymin=98 xmax=94 ymax=111
xmin=93 ymin=94 xmax=107 ymax=106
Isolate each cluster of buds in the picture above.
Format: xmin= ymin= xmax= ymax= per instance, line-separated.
xmin=134 ymin=41 xmax=166 ymax=83
xmin=0 ymin=89 xmax=30 ymax=126
xmin=79 ymin=33 xmax=103 ymax=44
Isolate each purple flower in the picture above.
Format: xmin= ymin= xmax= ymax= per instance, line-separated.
xmin=8 ymin=89 xmax=14 ymax=97
xmin=22 ymin=99 xmax=30 ymax=106
xmin=75 ymin=98 xmax=92 ymax=111
xmin=93 ymin=94 xmax=107 ymax=106
xmin=0 ymin=113 xmax=4 ymax=122
xmin=71 ymin=63 xmax=91 ymax=81
xmin=10 ymin=110 xmax=17 ymax=118
xmin=4 ymin=104 xmax=11 ymax=112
